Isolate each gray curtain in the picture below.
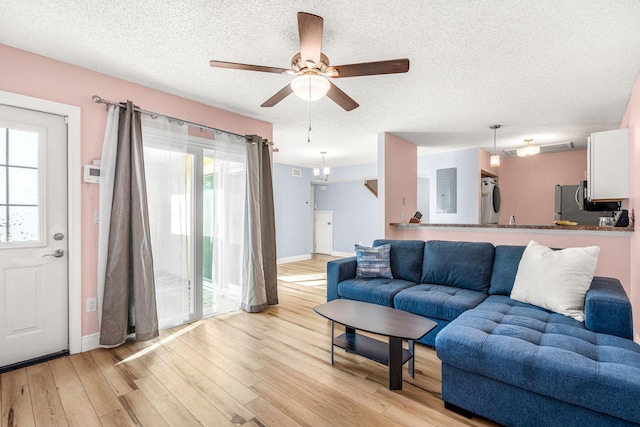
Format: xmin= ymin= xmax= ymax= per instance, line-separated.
xmin=100 ymin=101 xmax=159 ymax=346
xmin=241 ymin=135 xmax=278 ymax=312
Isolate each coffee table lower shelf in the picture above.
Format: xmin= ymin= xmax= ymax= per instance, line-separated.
xmin=334 ymin=332 xmax=412 ymax=367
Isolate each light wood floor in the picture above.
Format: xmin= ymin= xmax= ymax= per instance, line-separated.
xmin=0 ymin=255 xmax=498 ymax=427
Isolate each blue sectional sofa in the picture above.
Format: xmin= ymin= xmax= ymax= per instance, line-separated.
xmin=326 ymin=239 xmax=640 ymax=426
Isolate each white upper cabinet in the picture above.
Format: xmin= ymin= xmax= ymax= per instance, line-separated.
xmin=587 ymin=128 xmax=629 ymax=201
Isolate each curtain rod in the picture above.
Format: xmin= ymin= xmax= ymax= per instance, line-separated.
xmin=92 ymin=95 xmax=270 ymax=143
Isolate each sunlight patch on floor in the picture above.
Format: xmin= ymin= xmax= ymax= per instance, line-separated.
xmin=116 ymin=321 xmax=203 ymax=365
xmin=277 ymin=273 xmax=327 ymax=287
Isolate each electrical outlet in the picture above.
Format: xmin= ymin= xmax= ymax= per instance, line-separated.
xmin=86 ymin=297 xmax=97 ymax=312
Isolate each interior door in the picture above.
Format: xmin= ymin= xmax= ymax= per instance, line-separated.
xmin=314 ymin=211 xmax=332 ymax=255
xmin=0 ymin=105 xmax=68 ymax=369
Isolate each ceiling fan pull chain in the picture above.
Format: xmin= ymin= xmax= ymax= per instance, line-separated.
xmin=307 ymin=80 xmax=312 ymax=143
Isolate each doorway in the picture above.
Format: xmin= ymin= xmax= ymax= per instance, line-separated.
xmin=314 ymin=211 xmax=333 ymax=255
xmin=0 ymin=104 xmax=69 ymax=369
xmin=0 ymin=91 xmax=82 ymax=360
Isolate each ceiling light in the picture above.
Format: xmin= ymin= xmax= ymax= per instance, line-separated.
xmin=490 ymin=124 xmax=502 ymax=167
xmin=516 ymin=139 xmax=540 ymax=157
xmin=314 ymin=151 xmax=330 ymax=182
xmin=291 ymin=74 xmax=330 ymax=101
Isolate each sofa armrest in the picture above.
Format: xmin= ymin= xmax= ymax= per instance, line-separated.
xmin=584 ymin=276 xmax=633 ymax=339
xmin=327 ymin=257 xmax=357 ymax=301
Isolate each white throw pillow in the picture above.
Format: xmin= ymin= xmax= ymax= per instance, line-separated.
xmin=510 ymin=240 xmax=599 ymax=321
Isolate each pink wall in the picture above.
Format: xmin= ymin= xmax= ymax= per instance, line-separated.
xmin=498 ymin=150 xmax=587 ymax=225
xmin=0 ymin=44 xmax=272 ymax=336
xmin=620 ymin=71 xmax=640 ymax=338
xmin=380 ymin=133 xmax=417 ymax=236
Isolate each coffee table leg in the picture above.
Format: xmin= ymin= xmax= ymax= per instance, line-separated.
xmin=330 ymin=321 xmax=335 ymax=365
xmin=409 ymin=340 xmax=415 ymax=378
xmin=389 ymin=336 xmax=403 ymax=390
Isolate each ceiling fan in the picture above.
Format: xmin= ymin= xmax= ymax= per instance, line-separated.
xmin=209 ymin=12 xmax=410 ymax=111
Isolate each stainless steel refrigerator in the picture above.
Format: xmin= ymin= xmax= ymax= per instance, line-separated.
xmin=554 ymin=185 xmax=615 ymax=226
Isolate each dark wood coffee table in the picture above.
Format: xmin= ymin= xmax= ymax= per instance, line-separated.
xmin=313 ymin=299 xmax=436 ymax=390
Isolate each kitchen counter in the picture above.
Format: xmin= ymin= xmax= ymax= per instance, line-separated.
xmin=391 ymin=223 xmax=634 ymax=236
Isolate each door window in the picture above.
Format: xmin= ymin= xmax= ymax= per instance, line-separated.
xmin=0 ymin=126 xmax=44 ymax=245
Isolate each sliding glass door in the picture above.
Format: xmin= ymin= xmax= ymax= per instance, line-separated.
xmin=144 ymin=121 xmax=245 ymax=330
xmin=199 ymin=144 xmax=245 ymax=317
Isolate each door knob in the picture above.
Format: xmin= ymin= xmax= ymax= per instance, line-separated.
xmin=43 ymin=249 xmax=64 ymax=258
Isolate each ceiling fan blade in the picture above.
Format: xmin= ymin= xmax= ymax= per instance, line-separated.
xmin=331 ymin=59 xmax=410 ymax=78
xmin=298 ymin=12 xmax=323 ymax=66
xmin=210 ymin=60 xmax=289 ymax=74
xmin=326 ymin=82 xmax=359 ymax=111
xmin=261 ymin=84 xmax=294 ymax=107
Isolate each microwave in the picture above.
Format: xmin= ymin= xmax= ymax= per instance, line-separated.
xmin=578 ymin=180 xmax=620 ymax=211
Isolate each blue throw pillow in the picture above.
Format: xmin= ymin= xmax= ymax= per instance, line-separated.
xmin=355 ymin=244 xmax=393 ymax=279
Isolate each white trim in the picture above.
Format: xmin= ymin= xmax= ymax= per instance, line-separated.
xmin=331 ymin=251 xmax=355 ymax=257
xmin=81 ymin=333 xmax=101 ymax=352
xmin=277 ymin=254 xmax=312 ymax=265
xmin=0 ymin=90 xmax=82 ymax=355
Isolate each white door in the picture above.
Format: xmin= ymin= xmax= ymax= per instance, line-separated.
xmin=0 ymin=105 xmax=68 ymax=368
xmin=314 ymin=211 xmax=332 ymax=255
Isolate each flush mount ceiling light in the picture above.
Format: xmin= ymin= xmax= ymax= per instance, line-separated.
xmin=517 ymin=139 xmax=541 ymax=157
xmin=313 ymin=151 xmax=330 ymax=181
xmin=490 ymin=124 xmax=502 ymax=167
xmin=291 ymin=74 xmax=331 ymax=101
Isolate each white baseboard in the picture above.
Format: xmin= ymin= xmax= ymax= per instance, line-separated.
xmin=277 ymin=254 xmax=312 ymax=265
xmin=81 ymin=332 xmax=100 ymax=352
xmin=331 ymin=251 xmax=355 ymax=257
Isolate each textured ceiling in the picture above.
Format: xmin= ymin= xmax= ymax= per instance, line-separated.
xmin=1 ymin=0 xmax=640 ymax=168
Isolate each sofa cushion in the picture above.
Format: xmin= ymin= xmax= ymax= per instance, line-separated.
xmin=489 ymin=245 xmax=526 ymax=295
xmin=421 ymin=240 xmax=495 ymax=293
xmin=394 ymin=284 xmax=487 ymax=321
xmin=373 ymin=239 xmax=425 ymax=283
xmin=510 ymin=241 xmax=599 ymax=321
xmin=337 ymin=278 xmax=416 ymax=307
xmin=436 ymin=295 xmax=640 ymax=424
xmin=354 ymin=244 xmax=392 ymax=279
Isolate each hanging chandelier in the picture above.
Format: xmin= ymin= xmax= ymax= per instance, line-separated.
xmin=313 ymin=151 xmax=330 ymax=182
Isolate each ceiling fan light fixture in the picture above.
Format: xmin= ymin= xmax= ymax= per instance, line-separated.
xmin=291 ymin=74 xmax=330 ymax=101
xmin=516 ymin=139 xmax=540 ymax=157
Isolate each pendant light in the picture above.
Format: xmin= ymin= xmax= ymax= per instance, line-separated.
xmin=490 ymin=124 xmax=501 ymax=167
xmin=516 ymin=139 xmax=540 ymax=157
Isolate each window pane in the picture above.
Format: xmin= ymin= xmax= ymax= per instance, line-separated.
xmin=0 ymin=166 xmax=5 ymax=205
xmin=0 ymin=129 xmax=6 ymax=164
xmin=9 ymin=167 xmax=38 ymax=205
xmin=8 ymin=206 xmax=39 ymax=242
xmin=8 ymin=129 xmax=39 ymax=168
xmin=0 ymin=214 xmax=6 ymax=243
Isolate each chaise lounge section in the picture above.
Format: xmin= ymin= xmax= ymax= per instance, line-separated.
xmin=326 ymin=239 xmax=640 ymax=425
